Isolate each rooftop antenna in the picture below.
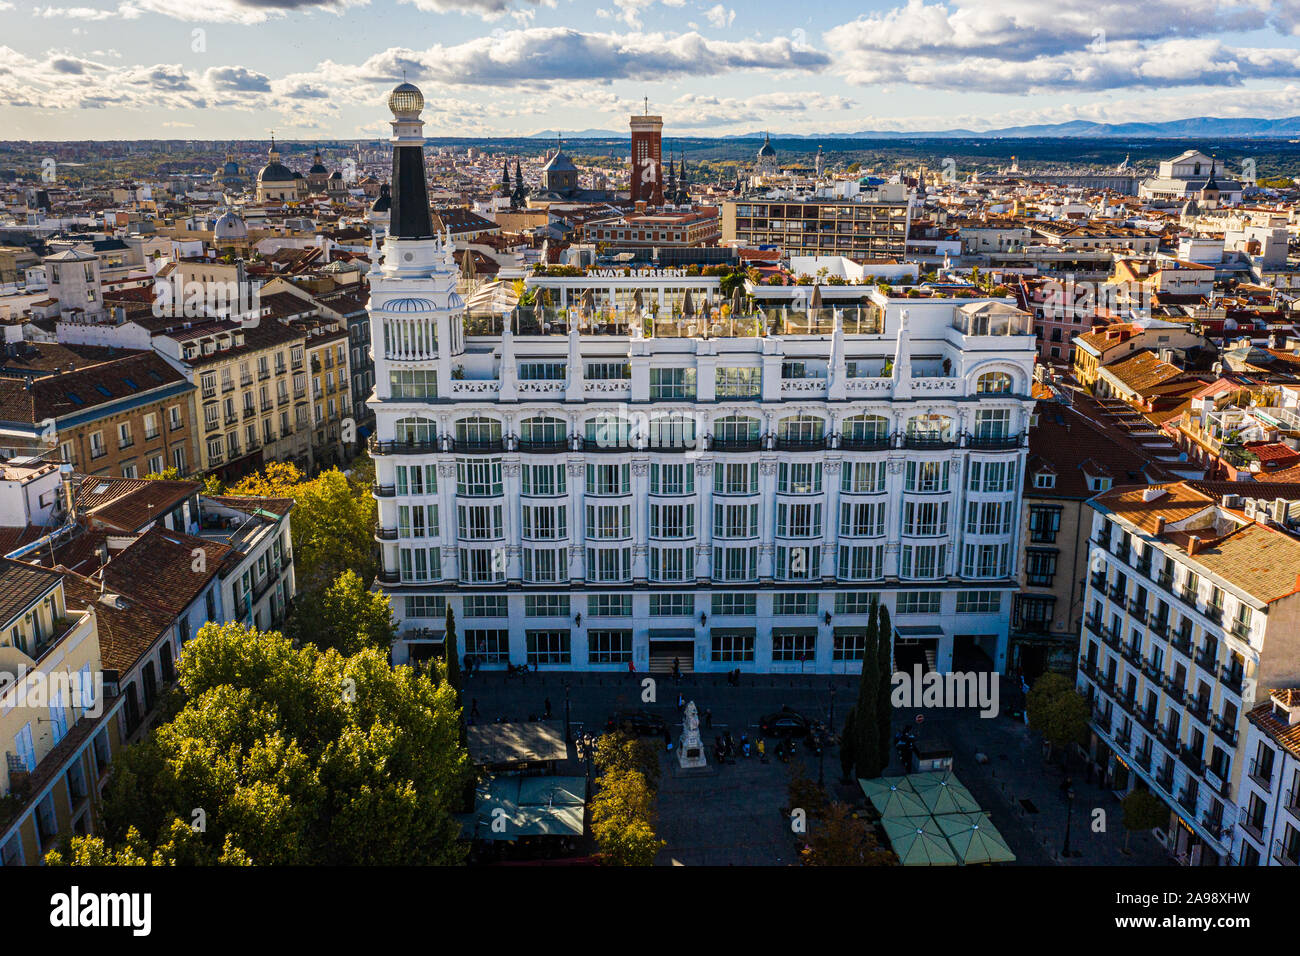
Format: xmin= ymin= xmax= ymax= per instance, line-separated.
xmin=644 ymin=96 xmax=649 ymax=115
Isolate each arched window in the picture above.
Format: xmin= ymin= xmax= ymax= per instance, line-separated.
xmin=455 ymin=416 xmax=502 ymax=446
xmin=649 ymin=413 xmax=696 ymax=449
xmin=520 ymin=416 xmax=567 ymax=445
xmin=976 ymin=371 xmax=1014 ymax=394
xmin=841 ymin=414 xmax=889 ymax=446
xmin=584 ymin=413 xmax=631 ymax=449
xmin=395 ymin=417 xmax=436 ymax=444
xmin=777 ymin=414 xmax=826 ymax=442
xmin=713 ymin=415 xmax=760 ymax=444
xmin=905 ymin=414 xmax=954 ymax=444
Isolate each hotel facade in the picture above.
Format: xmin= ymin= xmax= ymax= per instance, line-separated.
xmin=367 ymin=84 xmax=1037 ymax=675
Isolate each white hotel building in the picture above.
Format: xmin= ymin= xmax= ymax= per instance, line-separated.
xmin=367 ymin=84 xmax=1037 ymax=675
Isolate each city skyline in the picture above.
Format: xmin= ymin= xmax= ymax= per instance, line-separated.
xmin=5 ymin=0 xmax=1300 ymax=140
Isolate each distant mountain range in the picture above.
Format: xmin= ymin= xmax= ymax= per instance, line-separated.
xmin=531 ymin=117 xmax=1300 ymax=141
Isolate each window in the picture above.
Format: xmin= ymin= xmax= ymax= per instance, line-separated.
xmin=777 ymin=414 xmax=825 ymax=444
xmin=976 ymin=370 xmax=1013 ymax=393
xmin=841 ymin=460 xmax=886 ymax=494
xmin=589 ymin=594 xmax=633 ymax=617
xmin=586 ymin=463 xmax=631 ymax=496
xmin=465 ymin=629 xmax=509 ymax=663
xmin=1029 ymin=506 xmax=1062 ymax=543
xmin=389 ymin=369 xmax=439 ymax=400
xmin=962 ymin=542 xmax=1010 ymax=579
xmin=772 ymin=629 xmax=816 ymax=662
xmin=973 ymin=408 xmax=1012 ymax=440
xmin=523 ymin=546 xmax=568 ymax=583
xmin=1033 ymin=471 xmax=1056 ymax=490
xmin=521 ymin=463 xmax=566 ymax=497
xmin=585 ymin=414 xmax=632 ymax=449
xmin=968 ymin=460 xmax=1018 ymax=492
xmin=841 ymin=414 xmax=889 ymax=444
xmin=587 ymin=546 xmax=632 ymax=582
xmin=586 ymin=504 xmax=632 ymax=540
xmin=905 ymin=460 xmax=949 ymax=493
xmin=715 ymin=366 xmax=761 ymax=397
xmin=405 ymin=595 xmax=447 ymax=618
xmin=649 ymin=546 xmax=693 ymax=582
xmin=905 ymin=414 xmax=954 ymax=443
xmin=900 ymin=544 xmax=947 ymax=580
xmin=840 ymin=500 xmax=885 ymax=537
xmin=649 ymin=462 xmax=694 ymax=495
xmin=395 ymin=416 xmax=436 ymax=444
xmin=457 ymin=459 xmax=503 ymax=497
xmin=649 ymin=366 xmax=696 ymax=399
xmin=773 ymin=593 xmax=817 ymax=615
xmin=458 ymin=504 xmax=503 ymax=540
xmin=455 ymin=416 xmax=502 ymax=447
xmin=964 ymin=500 xmax=1011 ymax=536
xmin=648 ymin=413 xmax=696 ymax=449
xmin=589 ymin=630 xmax=632 ymax=664
xmin=710 ymin=630 xmax=755 ymax=662
xmin=649 ymin=594 xmax=695 ymax=616
xmin=835 ymin=592 xmax=874 ymax=615
xmin=714 ymin=462 xmax=758 ymax=495
xmin=520 ymin=416 xmax=567 ymax=445
xmin=458 ymin=543 xmax=503 ymax=582
xmin=838 ymin=545 xmax=884 ymax=581
xmin=777 ymin=462 xmax=822 ymax=494
xmin=903 ymin=500 xmax=949 ymax=536
xmin=1026 ymin=550 xmax=1058 ymax=587
xmin=958 ymin=591 xmax=1003 ymax=614
xmin=897 ymin=592 xmax=941 ymax=615
xmin=775 ymin=544 xmax=820 ymax=581
xmin=518 ymin=362 xmax=566 ymax=380
xmin=463 ymin=595 xmax=508 ymax=617
xmin=713 ymin=415 xmax=760 ymax=444
xmin=776 ymin=502 xmax=822 ymax=538
xmin=649 ymin=502 xmax=694 ymax=539
xmin=521 ymin=504 xmax=567 ymax=541
xmin=525 ymin=595 xmax=570 ymax=617
xmin=585 ymin=361 xmax=630 ymax=380
xmin=712 ymin=592 xmax=756 ymax=616
xmin=833 ymin=628 xmax=867 ymax=662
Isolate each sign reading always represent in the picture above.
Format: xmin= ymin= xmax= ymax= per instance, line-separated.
xmin=586 ymin=268 xmax=688 ymax=278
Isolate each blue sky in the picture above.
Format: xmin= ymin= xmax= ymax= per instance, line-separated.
xmin=5 ymin=0 xmax=1300 ymax=139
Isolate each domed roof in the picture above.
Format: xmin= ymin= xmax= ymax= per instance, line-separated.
xmin=388 ymin=82 xmax=424 ymax=118
xmin=370 ymin=183 xmax=391 ymax=214
xmin=258 ymin=160 xmax=294 ymax=183
xmin=382 ymin=296 xmax=441 ymax=313
xmin=309 ymin=152 xmax=328 ymax=175
xmin=447 ymin=291 xmax=465 ymax=311
xmin=221 ymin=159 xmax=240 ymax=176
xmin=213 ymin=209 xmax=248 ymax=241
xmin=758 ymin=133 xmax=776 ymax=158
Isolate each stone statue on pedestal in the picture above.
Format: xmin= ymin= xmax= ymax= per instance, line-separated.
xmin=678 ymin=700 xmax=707 ymax=769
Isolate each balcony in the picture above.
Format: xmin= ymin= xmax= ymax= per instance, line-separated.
xmin=1156 ymin=766 xmax=1175 ymax=791
xmin=1187 ymin=698 xmax=1210 ymax=723
xmin=967 ymin=433 xmax=1022 ymax=450
xmin=1249 ymin=758 xmax=1273 ymax=792
xmin=1204 ymin=605 xmax=1224 ymax=625
xmin=1176 ymin=787 xmax=1199 ymax=815
xmin=453 ymin=439 xmax=505 ymax=454
xmin=1128 ymin=599 xmax=1148 ymax=623
xmin=1156 ymin=570 xmax=1174 ymax=591
xmin=1090 ymin=571 xmax=1107 ymax=590
xmin=1220 ymin=665 xmax=1244 ymax=695
xmin=518 ymin=439 xmax=571 ymax=455
xmin=1140 ymin=658 xmax=1163 ymax=683
xmin=1120 ymin=642 xmax=1143 ymax=666
xmin=1171 ymin=630 xmax=1193 ymax=656
xmin=375 ymin=527 xmax=398 ymax=541
xmin=839 ymin=435 xmax=892 ymax=452
xmin=1108 ymin=583 xmax=1127 ymax=602
xmin=1148 ymin=618 xmax=1169 ymax=640
xmin=1178 ymin=746 xmax=1204 ymax=775
xmin=1230 ymin=619 xmax=1251 ymax=641
xmin=1211 ymin=715 xmax=1238 ymax=747
xmin=1134 ymin=749 xmax=1153 ymax=771
xmin=369 ymin=437 xmax=440 ymax=456
xmin=775 ymin=435 xmax=831 ymax=452
xmin=373 ymin=483 xmax=396 ymax=498
xmin=711 ymin=436 xmax=764 ymax=453
xmin=902 ymin=436 xmax=958 ymax=451
xmin=1285 ymin=790 xmax=1300 ymax=825
xmin=1113 ymin=726 xmax=1132 ymax=750
xmin=1273 ymin=839 xmax=1300 ymax=867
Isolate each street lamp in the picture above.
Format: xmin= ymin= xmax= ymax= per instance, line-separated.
xmin=1063 ymin=787 xmax=1076 ymax=859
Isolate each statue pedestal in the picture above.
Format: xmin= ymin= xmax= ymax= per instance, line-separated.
xmin=677 ymin=700 xmax=708 ymax=769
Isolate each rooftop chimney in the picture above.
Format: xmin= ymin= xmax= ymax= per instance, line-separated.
xmin=1187 ymin=535 xmax=1202 ymax=556
xmin=1155 ymin=516 xmax=1166 ymax=534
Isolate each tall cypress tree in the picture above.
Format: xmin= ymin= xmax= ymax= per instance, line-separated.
xmin=444 ymin=603 xmax=462 ymax=700
xmin=876 ymin=602 xmax=894 ymax=769
xmin=854 ymin=599 xmax=881 ymax=778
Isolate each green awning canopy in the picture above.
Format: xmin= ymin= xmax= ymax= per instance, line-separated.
xmin=908 ymin=772 xmax=981 ymax=815
xmin=859 ymin=777 xmax=928 ymax=818
xmin=934 ymin=812 xmax=1016 ymax=864
xmin=461 ymin=775 xmax=587 ymax=842
xmin=881 ymin=815 xmax=959 ymax=866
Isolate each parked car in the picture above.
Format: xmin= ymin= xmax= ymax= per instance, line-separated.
xmin=606 ymin=710 xmax=668 ymax=736
xmin=759 ymin=707 xmax=809 ymax=737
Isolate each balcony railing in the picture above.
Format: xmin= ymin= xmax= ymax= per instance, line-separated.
xmin=1273 ymin=839 xmax=1300 ymax=867
xmin=518 ymin=438 xmax=571 ymax=454
xmin=839 ymin=435 xmax=892 ymax=452
xmin=1249 ymin=758 xmax=1273 ymax=791
xmin=711 ymin=436 xmax=764 ymax=453
xmin=775 ymin=435 xmax=831 ymax=452
xmin=967 ymin=433 xmax=1022 ymax=450
xmin=453 ymin=439 xmax=506 ymax=454
xmin=1211 ymin=715 xmax=1238 ymax=747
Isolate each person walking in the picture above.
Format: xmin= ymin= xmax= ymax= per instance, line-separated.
xmin=672 ymin=657 xmax=681 ymax=684
xmin=704 ymin=708 xmax=713 ymax=729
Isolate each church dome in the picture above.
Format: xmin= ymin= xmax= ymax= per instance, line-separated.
xmin=758 ymin=134 xmax=776 ymax=158
xmin=370 ymin=183 xmax=391 ymax=214
xmin=542 ymin=150 xmax=577 ymax=173
xmin=213 ymin=209 xmax=248 ymax=242
xmin=258 ymin=160 xmax=294 ymax=183
xmin=309 ymin=152 xmax=328 ymax=175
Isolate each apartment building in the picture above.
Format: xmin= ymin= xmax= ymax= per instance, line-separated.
xmin=584 ymin=208 xmax=721 ymax=247
xmin=1076 ymin=481 xmax=1300 ymax=866
xmin=0 ymin=559 xmax=125 ymax=865
xmin=720 ymin=196 xmax=910 ymax=259
xmin=365 ymin=83 xmax=1036 ymax=675
xmin=0 ymin=350 xmax=197 ymax=478
xmin=152 ymin=318 xmax=310 ymax=480
xmin=300 ymin=322 xmax=352 ymax=470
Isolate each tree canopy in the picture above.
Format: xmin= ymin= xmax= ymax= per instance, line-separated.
xmin=1026 ymin=671 xmax=1089 ymax=755
xmin=53 ymin=622 xmax=469 ymax=865
xmin=286 ymin=569 xmax=395 ymax=656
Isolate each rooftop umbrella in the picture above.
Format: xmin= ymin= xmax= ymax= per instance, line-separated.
xmin=882 ymin=815 xmax=959 ymax=866
xmin=730 ymin=284 xmax=745 ymax=319
xmin=860 ymin=778 xmax=928 ymax=819
xmin=809 ymin=283 xmax=822 ymax=311
xmin=935 ymin=812 xmax=1016 ymax=865
xmin=909 ymin=773 xmax=981 ymax=816
xmin=859 ymin=776 xmax=916 ymax=800
xmin=682 ymin=290 xmax=695 ymax=317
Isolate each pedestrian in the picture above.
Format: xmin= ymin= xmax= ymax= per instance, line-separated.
xmin=677 ymin=692 xmax=685 ymax=713
xmin=663 ymin=726 xmax=672 ymax=751
xmin=628 ymin=660 xmax=636 ymax=675
xmin=704 ymin=708 xmax=712 ymax=729
xmin=470 ymin=698 xmax=480 ymax=723
xmin=672 ymin=657 xmax=681 ymax=684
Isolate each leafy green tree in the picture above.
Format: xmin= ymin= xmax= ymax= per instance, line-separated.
xmin=800 ymin=802 xmax=896 ymax=866
xmin=47 ymin=820 xmax=251 ymax=866
xmin=287 ymin=569 xmax=395 ymax=655
xmin=144 ymin=466 xmax=182 ymax=481
xmin=1026 ymin=672 xmax=1090 ymax=760
xmin=89 ymin=622 xmax=469 ymax=865
xmin=875 ymin=602 xmax=893 ymax=765
xmin=595 ymin=731 xmax=661 ymax=791
xmin=590 ymin=768 xmax=664 ymax=866
xmin=1120 ymin=788 xmax=1167 ymax=852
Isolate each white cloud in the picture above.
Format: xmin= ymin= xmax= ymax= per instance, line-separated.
xmin=704 ymin=5 xmax=734 ymax=29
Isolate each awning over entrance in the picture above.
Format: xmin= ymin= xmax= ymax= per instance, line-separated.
xmin=896 ymin=625 xmax=945 ymax=637
xmin=647 ymin=628 xmax=696 ymax=641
